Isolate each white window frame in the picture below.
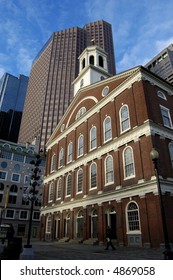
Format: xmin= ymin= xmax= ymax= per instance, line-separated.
xmin=46 ymin=216 xmax=52 ymax=233
xmin=66 ymin=174 xmax=72 ymax=197
xmin=160 ymin=105 xmax=172 ymax=128
xmin=126 ymin=201 xmax=141 ymax=234
xmin=58 ymin=148 xmax=64 ymax=168
xmin=105 ymin=155 xmax=114 ymax=185
xmin=168 ymin=142 xmax=173 ymax=167
xmin=78 ymin=135 xmax=84 ymax=157
xmin=0 ymin=170 xmax=7 ymax=181
xmin=48 ymin=182 xmax=54 ymax=202
xmin=90 ymin=126 xmax=97 ymax=150
xmin=51 ymin=154 xmax=56 ymax=172
xmin=103 ymin=116 xmax=112 ymax=143
xmin=67 ymin=142 xmax=73 ymax=163
xmin=120 ymin=104 xmax=130 ymax=133
xmin=5 ymin=209 xmax=15 ymax=219
xmin=157 ymin=90 xmax=167 ymax=100
xmin=90 ymin=162 xmax=97 ymax=189
xmin=56 ymin=178 xmax=62 ymax=200
xmin=19 ymin=210 xmax=28 ymax=220
xmin=11 ymin=173 xmax=20 ymax=183
xmin=123 ymin=146 xmax=135 ymax=179
xmin=77 ymin=168 xmax=83 ymax=193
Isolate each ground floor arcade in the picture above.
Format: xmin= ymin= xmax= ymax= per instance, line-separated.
xmin=40 ymin=191 xmax=173 ymax=248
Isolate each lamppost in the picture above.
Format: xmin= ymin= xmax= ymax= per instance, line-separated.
xmin=150 ymin=148 xmax=173 ymax=259
xmin=20 ymin=153 xmax=43 ymax=259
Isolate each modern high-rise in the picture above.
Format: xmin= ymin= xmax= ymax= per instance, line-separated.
xmin=145 ymin=44 xmax=173 ymax=85
xmin=18 ymin=20 xmax=116 ymax=150
xmin=0 ymin=73 xmax=29 ymax=142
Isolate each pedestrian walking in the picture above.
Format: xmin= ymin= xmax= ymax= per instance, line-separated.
xmin=105 ymin=226 xmax=115 ymax=250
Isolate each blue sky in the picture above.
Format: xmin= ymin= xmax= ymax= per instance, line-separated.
xmin=0 ymin=0 xmax=173 ymax=78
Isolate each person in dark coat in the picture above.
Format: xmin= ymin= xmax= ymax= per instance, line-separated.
xmin=105 ymin=226 xmax=115 ymax=250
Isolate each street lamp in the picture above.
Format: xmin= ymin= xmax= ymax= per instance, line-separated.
xmin=21 ymin=153 xmax=43 ymax=258
xmin=150 ymin=148 xmax=173 ymax=259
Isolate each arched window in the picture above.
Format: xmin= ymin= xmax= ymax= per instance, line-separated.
xmin=56 ymin=178 xmax=62 ymax=199
xmin=126 ymin=202 xmax=140 ymax=231
xmin=123 ymin=147 xmax=135 ymax=178
xmin=67 ymin=142 xmax=73 ymax=163
xmin=90 ymin=126 xmax=97 ymax=150
xmin=103 ymin=116 xmax=112 ymax=142
xmin=66 ymin=174 xmax=72 ymax=196
xmin=51 ymin=154 xmax=56 ymax=172
xmin=168 ymin=142 xmax=173 ymax=167
xmin=105 ymin=155 xmax=114 ymax=184
xmin=77 ymin=169 xmax=83 ymax=193
xmin=10 ymin=185 xmax=18 ymax=193
xmin=78 ymin=135 xmax=84 ymax=157
xmin=48 ymin=182 xmax=54 ymax=202
xmin=46 ymin=216 xmax=52 ymax=233
xmin=58 ymin=148 xmax=64 ymax=168
xmin=120 ymin=105 xmax=130 ymax=132
xmin=89 ymin=55 xmax=94 ymax=65
xmin=157 ymin=90 xmax=167 ymax=100
xmin=99 ymin=55 xmax=104 ymax=67
xmin=76 ymin=107 xmax=86 ymax=120
xmin=90 ymin=162 xmax=97 ymax=189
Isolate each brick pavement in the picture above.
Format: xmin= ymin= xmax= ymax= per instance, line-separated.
xmin=0 ymin=239 xmax=167 ymax=260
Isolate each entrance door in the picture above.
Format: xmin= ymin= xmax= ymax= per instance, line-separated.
xmin=77 ymin=218 xmax=83 ymax=238
xmin=92 ymin=216 xmax=98 ymax=238
xmin=110 ymin=213 xmax=117 ymax=239
xmin=54 ymin=219 xmax=60 ymax=239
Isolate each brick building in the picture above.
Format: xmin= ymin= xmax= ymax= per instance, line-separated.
xmin=40 ymin=45 xmax=173 ymax=247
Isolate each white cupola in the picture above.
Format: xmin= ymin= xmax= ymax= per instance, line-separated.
xmin=73 ymin=41 xmax=112 ymax=96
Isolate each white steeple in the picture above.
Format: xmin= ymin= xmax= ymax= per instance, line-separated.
xmin=73 ymin=42 xmax=112 ymax=96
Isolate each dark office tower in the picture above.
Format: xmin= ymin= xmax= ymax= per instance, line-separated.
xmin=18 ymin=20 xmax=116 ymax=150
xmin=145 ymin=44 xmax=173 ymax=85
xmin=0 ymin=73 xmax=29 ymax=142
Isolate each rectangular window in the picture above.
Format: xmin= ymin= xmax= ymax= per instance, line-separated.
xmin=0 ymin=171 xmax=7 ymax=180
xmin=5 ymin=209 xmax=15 ymax=219
xmin=11 ymin=173 xmax=20 ymax=182
xmin=13 ymin=154 xmax=25 ymax=162
xmin=33 ymin=211 xmax=40 ymax=220
xmin=160 ymin=105 xmax=172 ymax=128
xmin=19 ymin=210 xmax=28 ymax=220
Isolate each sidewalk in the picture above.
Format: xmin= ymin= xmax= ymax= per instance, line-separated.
xmin=0 ymin=239 xmax=167 ymax=260
xmin=21 ymin=241 xmax=164 ymax=260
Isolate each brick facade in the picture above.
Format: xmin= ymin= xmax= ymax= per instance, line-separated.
xmin=40 ymin=65 xmax=173 ymax=247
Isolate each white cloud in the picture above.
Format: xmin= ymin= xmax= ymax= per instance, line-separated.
xmin=16 ymin=48 xmax=34 ymax=75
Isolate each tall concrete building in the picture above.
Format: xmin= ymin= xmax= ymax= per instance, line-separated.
xmin=0 ymin=73 xmax=29 ymax=142
xmin=145 ymin=44 xmax=173 ymax=85
xmin=18 ymin=20 xmax=116 ymax=150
